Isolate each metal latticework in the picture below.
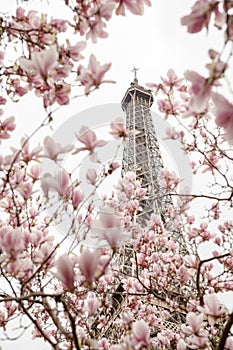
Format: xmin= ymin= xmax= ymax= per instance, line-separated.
xmin=121 ymin=81 xmax=172 ymax=225
xmin=92 ymin=78 xmax=187 ymax=346
xmin=121 ymin=81 xmax=187 ymax=252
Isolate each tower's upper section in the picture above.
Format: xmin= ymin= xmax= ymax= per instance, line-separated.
xmin=121 ymin=81 xmax=154 ymax=111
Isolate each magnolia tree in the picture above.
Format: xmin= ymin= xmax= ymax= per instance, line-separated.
xmin=0 ymin=0 xmax=233 ymax=349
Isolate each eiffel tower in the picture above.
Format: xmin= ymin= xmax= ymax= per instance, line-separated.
xmin=121 ymin=68 xmax=172 ymax=224
xmin=92 ymin=70 xmax=187 ymax=347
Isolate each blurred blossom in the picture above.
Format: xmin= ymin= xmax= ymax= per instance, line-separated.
xmin=19 ymin=45 xmax=59 ymax=79
xmin=212 ymin=92 xmax=233 ymax=144
xmin=55 ymin=254 xmax=75 ymax=291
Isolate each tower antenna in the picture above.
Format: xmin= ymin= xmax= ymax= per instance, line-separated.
xmin=131 ymin=66 xmax=139 ymax=84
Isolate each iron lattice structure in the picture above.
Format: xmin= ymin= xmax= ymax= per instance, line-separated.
xmin=121 ymin=80 xmax=172 ymax=224
xmin=120 ymin=78 xmax=187 ymax=268
xmin=92 ymin=77 xmax=187 ymax=346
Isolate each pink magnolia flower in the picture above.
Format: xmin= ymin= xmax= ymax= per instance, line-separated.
xmin=34 ymin=242 xmax=55 ymax=265
xmin=181 ymin=312 xmax=209 ymax=348
xmin=75 ymin=3 xmax=114 ymax=42
xmin=178 ymin=265 xmax=190 ymax=285
xmin=53 ymin=60 xmax=72 ymax=80
xmin=181 ymin=0 xmax=218 ymax=33
xmin=18 ymin=257 xmax=34 ymax=279
xmin=116 ymin=0 xmax=151 ymax=16
xmin=86 ymin=19 xmax=108 ymax=44
xmin=86 ymin=294 xmax=101 ymax=316
xmin=72 ymin=189 xmax=84 ymax=210
xmin=14 ymin=137 xmax=43 ymax=163
xmin=19 ymin=45 xmax=59 ymax=79
xmin=77 ymin=54 xmax=112 ymax=94
xmin=116 ymin=171 xmax=147 ymax=201
xmin=0 ymin=51 xmax=4 ymax=66
xmin=41 ymin=173 xmax=53 ymax=197
xmin=92 ymin=206 xmax=129 ymax=248
xmin=41 ymin=170 xmax=70 ymax=198
xmin=0 ymin=96 xmax=6 ymax=105
xmin=121 ymin=311 xmax=134 ymax=324
xmin=206 ymin=58 xmax=227 ymax=80
xmin=55 ymin=254 xmax=75 ymax=291
xmin=99 ymin=338 xmax=110 ymax=350
xmin=202 ymin=294 xmax=227 ymax=323
xmin=226 ymin=337 xmax=233 ymax=350
xmin=0 ymin=116 xmax=16 ymax=141
xmin=73 ymin=126 xmax=107 ymax=154
xmin=109 ymin=345 xmax=122 ymax=350
xmin=78 ymin=249 xmax=101 ymax=283
xmin=157 ymin=98 xmax=180 ymax=116
xmin=148 ymin=213 xmax=163 ymax=231
xmin=177 ymin=339 xmax=187 ymax=350
xmin=50 ymin=17 xmax=67 ymax=32
xmin=106 ymin=161 xmax=121 ymax=174
xmin=52 ymin=171 xmax=70 ymax=198
xmin=65 ymin=41 xmax=87 ymax=62
xmin=188 ymin=334 xmax=208 ymax=348
xmin=17 ymin=182 xmax=33 ymax=200
xmin=184 ymin=70 xmax=211 ymax=114
xmin=4 ymin=301 xmax=17 ymax=317
xmin=185 ymin=312 xmax=204 ymax=333
xmin=44 ymin=82 xmax=71 ymax=106
xmin=86 ymin=168 xmax=98 ymax=185
xmin=43 ymin=136 xmax=73 ymax=160
xmin=164 ymin=126 xmax=178 ymax=140
xmin=159 ymin=169 xmax=180 ymax=190
xmin=131 ymin=319 xmax=150 ymax=348
xmin=99 ymin=1 xmax=116 ymax=20
xmin=109 ymin=118 xmax=134 ymax=140
xmin=0 ymin=226 xmax=25 ymax=257
xmin=212 ymin=92 xmax=233 ymax=144
xmin=29 ymin=164 xmax=41 ymax=181
xmin=11 ymin=78 xmax=29 ymax=97
xmin=161 ymin=69 xmax=184 ymax=89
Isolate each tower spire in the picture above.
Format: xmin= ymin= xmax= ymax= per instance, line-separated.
xmin=131 ymin=66 xmax=139 ymax=84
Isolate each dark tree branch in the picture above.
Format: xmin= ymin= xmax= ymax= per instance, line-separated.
xmin=218 ymin=312 xmax=233 ymax=350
